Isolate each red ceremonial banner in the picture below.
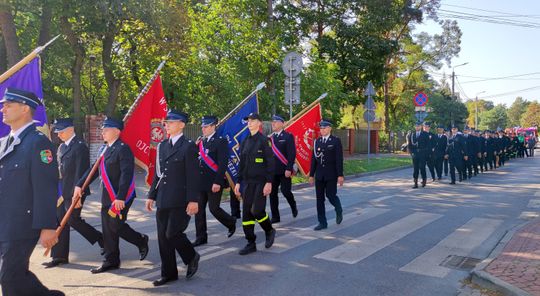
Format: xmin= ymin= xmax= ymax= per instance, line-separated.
xmin=121 ymin=75 xmax=168 ymax=186
xmin=285 ymin=103 xmax=322 ymax=176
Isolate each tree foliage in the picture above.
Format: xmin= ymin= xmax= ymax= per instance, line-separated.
xmin=0 ymin=0 xmax=462 ymax=134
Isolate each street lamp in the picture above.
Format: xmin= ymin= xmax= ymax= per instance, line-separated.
xmin=451 ymin=62 xmax=469 ymax=98
xmin=475 ymin=91 xmax=486 ymax=129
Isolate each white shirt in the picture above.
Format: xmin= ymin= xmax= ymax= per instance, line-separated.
xmin=10 ymin=121 xmax=34 ymax=140
xmin=322 ymin=135 xmax=330 ymax=143
xmin=64 ymin=134 xmax=76 ymax=146
xmin=108 ymin=139 xmax=118 ymax=148
xmin=170 ymin=133 xmax=183 ymax=146
xmin=205 ymin=132 xmax=215 ymax=141
xmin=274 ymin=129 xmax=283 ymax=137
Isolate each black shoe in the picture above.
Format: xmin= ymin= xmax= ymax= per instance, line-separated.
xmin=139 ymin=234 xmax=149 ymax=260
xmin=90 ymin=262 xmax=119 ymax=274
xmin=292 ymin=206 xmax=298 ymax=218
xmin=412 ymin=184 xmax=418 ymax=189
xmin=42 ymin=258 xmax=68 ymax=268
xmin=239 ymin=242 xmax=257 ymax=255
xmin=313 ymin=224 xmax=327 ymax=231
xmin=421 ymin=180 xmax=426 ymax=187
xmin=192 ymin=238 xmax=208 ymax=247
xmin=97 ymin=237 xmax=105 ymax=255
xmin=49 ymin=290 xmax=65 ymax=296
xmin=438 ymin=177 xmax=442 ymax=180
xmin=270 ymin=217 xmax=280 ymax=224
xmin=450 ymin=181 xmax=456 ymax=185
xmin=186 ymin=252 xmax=200 ymax=279
xmin=336 ymin=211 xmax=343 ymax=224
xmin=152 ymin=276 xmax=178 ymax=287
xmin=432 ymin=178 xmax=436 ymax=182
xmin=265 ymin=229 xmax=276 ymax=249
xmin=227 ymin=224 xmax=236 ymax=238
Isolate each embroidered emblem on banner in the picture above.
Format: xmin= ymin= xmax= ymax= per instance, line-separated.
xmin=40 ymin=150 xmax=53 ymax=164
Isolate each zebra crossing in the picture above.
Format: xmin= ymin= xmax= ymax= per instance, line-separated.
xmin=48 ymin=194 xmax=513 ymax=295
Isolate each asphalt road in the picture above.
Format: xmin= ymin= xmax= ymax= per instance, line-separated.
xmin=28 ymin=154 xmax=540 ymax=296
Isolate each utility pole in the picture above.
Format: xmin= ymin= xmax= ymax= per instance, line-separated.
xmin=475 ymin=91 xmax=486 ymax=128
xmin=451 ymin=62 xmax=468 ymax=99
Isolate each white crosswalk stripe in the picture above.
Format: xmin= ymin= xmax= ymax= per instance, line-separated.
xmin=313 ymin=212 xmax=442 ymax=264
xmin=399 ymin=217 xmax=502 ymax=278
xmin=263 ymin=208 xmax=389 ymax=253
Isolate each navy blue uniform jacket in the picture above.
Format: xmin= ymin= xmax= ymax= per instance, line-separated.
xmin=270 ymin=131 xmax=296 ymax=175
xmin=310 ymin=135 xmax=344 ymax=181
xmin=78 ymin=139 xmax=136 ymax=207
xmin=148 ymin=136 xmax=200 ymax=209
xmin=0 ymin=124 xmax=58 ymax=241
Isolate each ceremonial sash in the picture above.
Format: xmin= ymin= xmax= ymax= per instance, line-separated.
xmin=199 ymin=141 xmax=218 ymax=172
xmin=99 ymin=156 xmax=136 ymax=219
xmin=270 ymin=136 xmax=288 ymax=165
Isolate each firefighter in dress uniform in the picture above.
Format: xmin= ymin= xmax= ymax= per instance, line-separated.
xmin=309 ymin=119 xmax=344 ymax=230
xmin=0 ymin=88 xmax=64 ymax=295
xmin=193 ymin=115 xmax=236 ymax=246
xmin=73 ymin=117 xmax=149 ymax=274
xmin=146 ymin=110 xmax=201 ymax=286
xmin=43 ymin=118 xmax=104 ymax=268
xmin=269 ymin=114 xmax=298 ymax=223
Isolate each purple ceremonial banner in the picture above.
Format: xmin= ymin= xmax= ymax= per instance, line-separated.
xmin=0 ymin=57 xmax=46 ymax=137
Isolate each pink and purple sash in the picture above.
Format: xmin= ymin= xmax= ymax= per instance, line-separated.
xmin=270 ymin=136 xmax=288 ymax=166
xmin=99 ymin=156 xmax=135 ymax=219
xmin=199 ymin=141 xmax=218 ymax=172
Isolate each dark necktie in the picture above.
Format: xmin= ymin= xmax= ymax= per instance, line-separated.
xmin=169 ymin=139 xmax=173 ymax=149
xmin=3 ymin=135 xmax=13 ymax=152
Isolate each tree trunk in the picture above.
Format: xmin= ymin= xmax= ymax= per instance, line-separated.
xmin=0 ymin=4 xmax=22 ymax=67
xmin=37 ymin=3 xmax=52 ymax=46
xmin=59 ymin=11 xmax=85 ymax=133
xmin=0 ymin=36 xmax=7 ymax=73
xmin=102 ymin=29 xmax=121 ymax=116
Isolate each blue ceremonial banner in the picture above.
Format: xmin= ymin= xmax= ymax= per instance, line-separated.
xmin=217 ymin=93 xmax=259 ymax=185
xmin=0 ymin=57 xmax=47 ymax=137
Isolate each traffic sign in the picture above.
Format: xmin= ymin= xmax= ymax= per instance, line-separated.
xmin=282 ymin=52 xmax=303 ymax=77
xmin=363 ymin=110 xmax=376 ymax=122
xmin=365 ymin=96 xmax=376 ymax=110
xmin=364 ymin=81 xmax=376 ymax=97
xmin=415 ymin=111 xmax=428 ymax=122
xmin=414 ymin=106 xmax=426 ymax=112
xmin=414 ymin=92 xmax=428 ymax=107
xmin=284 ymin=76 xmax=301 ymax=105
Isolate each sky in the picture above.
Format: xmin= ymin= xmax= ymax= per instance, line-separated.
xmin=414 ymin=0 xmax=540 ymax=106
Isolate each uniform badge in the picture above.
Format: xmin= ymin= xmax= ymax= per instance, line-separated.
xmin=40 ymin=150 xmax=53 ymax=164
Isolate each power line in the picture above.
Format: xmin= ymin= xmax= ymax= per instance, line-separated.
xmin=482 ymin=85 xmax=540 ymax=99
xmin=437 ymin=8 xmax=540 ymax=29
xmin=441 ymin=4 xmax=540 ymax=20
xmin=460 ymin=72 xmax=540 ymax=84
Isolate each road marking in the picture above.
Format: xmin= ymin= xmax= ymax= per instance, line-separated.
xmin=519 ymin=211 xmax=540 ymax=220
xmin=264 ymin=208 xmax=389 ymax=253
xmin=528 ymin=199 xmax=540 ymax=208
xmin=313 ymin=212 xmax=442 ymax=264
xmin=76 ymin=247 xmax=238 ymax=295
xmin=399 ymin=217 xmax=502 ymax=278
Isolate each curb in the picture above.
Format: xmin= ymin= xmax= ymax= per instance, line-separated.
xmin=291 ymin=165 xmax=413 ymax=190
xmin=470 ymin=220 xmax=534 ymax=296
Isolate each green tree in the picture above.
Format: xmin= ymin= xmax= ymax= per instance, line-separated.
xmin=520 ymin=101 xmax=540 ymax=128
xmin=426 ymin=92 xmax=468 ymax=129
xmin=464 ymin=99 xmax=494 ymax=128
xmin=506 ymin=97 xmax=529 ymax=127
xmin=479 ymin=104 xmax=508 ymax=130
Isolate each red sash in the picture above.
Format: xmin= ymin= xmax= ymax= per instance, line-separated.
xmin=199 ymin=141 xmax=218 ymax=172
xmin=99 ymin=156 xmax=136 ymax=219
xmin=270 ymin=136 xmax=288 ymax=166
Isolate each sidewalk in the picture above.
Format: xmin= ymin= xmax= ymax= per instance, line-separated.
xmin=344 ymin=152 xmax=409 ymax=160
xmin=472 ymin=217 xmax=540 ymax=296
